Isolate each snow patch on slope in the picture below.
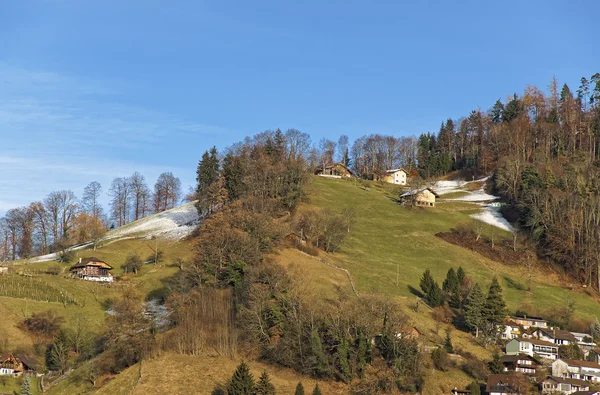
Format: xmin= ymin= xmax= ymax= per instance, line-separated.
xmin=470 ymin=206 xmax=514 ymax=232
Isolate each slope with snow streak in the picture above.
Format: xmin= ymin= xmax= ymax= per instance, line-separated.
xmin=434 ymin=178 xmax=513 ymax=232
xmin=28 ymin=202 xmax=201 ymax=263
xmin=105 ymin=201 xmax=200 ymax=241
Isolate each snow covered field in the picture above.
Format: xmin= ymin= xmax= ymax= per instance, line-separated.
xmin=434 ymin=178 xmax=513 ymax=232
xmin=29 ymin=202 xmax=201 ymax=263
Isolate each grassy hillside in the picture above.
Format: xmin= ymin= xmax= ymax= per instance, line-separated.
xmin=304 ymin=177 xmax=600 ymax=321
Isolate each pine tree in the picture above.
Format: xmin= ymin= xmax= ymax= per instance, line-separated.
xmin=222 ymin=153 xmax=245 ymax=201
xmin=426 ymin=280 xmax=445 ymax=307
xmin=255 ymin=370 xmax=275 ymax=395
xmin=312 ymin=384 xmax=322 ymax=395
xmin=335 ymin=337 xmax=351 ymax=382
xmin=196 ymin=146 xmax=220 ymax=215
xmin=491 ymin=99 xmax=504 ymax=124
xmin=420 ymin=269 xmax=435 ymax=296
xmin=468 ymin=381 xmax=481 ymax=395
xmin=295 ymin=382 xmax=305 ymax=395
xmin=464 ymin=283 xmax=485 ymax=337
xmin=456 ymin=266 xmax=465 ymax=284
xmin=488 ymin=350 xmax=504 ymax=374
xmin=20 ymin=375 xmax=32 ymax=395
xmin=590 ymin=318 xmax=600 ymax=341
xmin=483 ymin=277 xmax=506 ymax=338
xmin=444 ymin=331 xmax=454 ymax=354
xmin=227 ymin=361 xmax=255 ymax=395
xmin=442 ymin=267 xmax=460 ymax=307
xmin=307 ymin=329 xmax=328 ymax=377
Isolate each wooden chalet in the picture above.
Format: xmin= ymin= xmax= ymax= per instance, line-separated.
xmin=70 ymin=257 xmax=114 ymax=282
xmin=500 ymin=353 xmax=540 ymax=375
xmin=0 ymin=353 xmax=39 ymax=376
xmin=400 ymin=187 xmax=440 ymax=207
xmin=315 ymin=162 xmax=354 ymax=178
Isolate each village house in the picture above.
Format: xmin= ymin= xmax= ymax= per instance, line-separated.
xmin=450 ymin=388 xmax=471 ymax=395
xmin=510 ymin=315 xmax=549 ymax=329
xmin=552 ymin=358 xmax=600 ymax=383
xmin=541 ymin=376 xmax=590 ymax=394
xmin=526 ymin=327 xmax=579 ymax=346
xmin=70 ymin=257 xmax=114 ymax=282
xmin=586 ymin=348 xmax=600 ymax=364
xmin=400 ymin=187 xmax=439 ymax=207
xmin=506 ymin=337 xmax=559 ymax=360
xmin=486 ymin=374 xmax=528 ymax=395
xmin=571 ymin=332 xmax=596 ymax=352
xmin=0 ymin=353 xmax=39 ymax=376
xmin=382 ymin=168 xmax=409 ymax=185
xmin=500 ymin=353 xmax=540 ymax=375
xmin=570 ymin=391 xmax=600 ymax=395
xmin=314 ymin=162 xmax=353 ymax=178
xmin=502 ymin=318 xmax=523 ymax=340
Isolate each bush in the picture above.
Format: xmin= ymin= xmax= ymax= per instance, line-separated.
xmin=23 ymin=310 xmax=65 ymax=337
xmin=431 ymin=347 xmax=451 ymax=371
xmin=296 ymin=241 xmax=319 ymax=257
xmin=459 ymin=350 xmax=489 ymax=380
xmin=121 ymin=254 xmax=143 ymax=274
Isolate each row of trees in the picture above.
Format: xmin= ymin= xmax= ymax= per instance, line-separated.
xmin=420 ymin=268 xmax=506 ymax=345
xmin=0 ymin=171 xmax=182 ymax=260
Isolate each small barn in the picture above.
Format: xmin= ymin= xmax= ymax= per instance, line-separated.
xmin=315 ymin=162 xmax=353 ymax=178
xmin=0 ymin=353 xmax=40 ymax=376
xmin=383 ymin=168 xmax=409 ymax=185
xmin=400 ymin=187 xmax=439 ymax=207
xmin=70 ymin=257 xmax=114 ymax=282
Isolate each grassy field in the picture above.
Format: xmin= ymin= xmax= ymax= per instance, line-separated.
xmin=0 ymin=375 xmax=42 ymax=395
xmin=305 ymin=176 xmax=600 ymax=321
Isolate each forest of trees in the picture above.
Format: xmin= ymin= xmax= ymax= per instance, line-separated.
xmin=0 ymin=171 xmax=182 ymax=260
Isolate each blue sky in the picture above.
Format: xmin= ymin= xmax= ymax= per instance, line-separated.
xmin=1 ymin=0 xmax=598 ymax=215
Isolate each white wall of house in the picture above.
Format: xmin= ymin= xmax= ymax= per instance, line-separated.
xmin=0 ymin=368 xmax=14 ymax=375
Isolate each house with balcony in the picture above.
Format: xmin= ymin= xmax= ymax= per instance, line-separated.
xmin=500 ymin=353 xmax=540 ymax=375
xmin=552 ymin=358 xmax=600 ymax=383
xmin=510 ymin=315 xmax=548 ymax=329
xmin=506 ymin=337 xmax=559 ymax=360
xmin=541 ymin=376 xmax=590 ymax=394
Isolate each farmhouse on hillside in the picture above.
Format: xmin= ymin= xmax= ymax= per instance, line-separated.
xmin=0 ymin=353 xmax=40 ymax=376
xmin=486 ymin=374 xmax=527 ymax=395
xmin=382 ymin=168 xmax=409 ymax=185
xmin=400 ymin=187 xmax=439 ymax=207
xmin=314 ymin=162 xmax=353 ymax=178
xmin=70 ymin=257 xmax=114 ymax=282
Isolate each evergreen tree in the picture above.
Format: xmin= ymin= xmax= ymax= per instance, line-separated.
xmin=590 ymin=318 xmax=600 ymax=342
xmin=488 ymin=350 xmax=503 ymax=374
xmin=307 ymin=329 xmax=328 ymax=377
xmin=503 ymin=94 xmax=522 ymax=122
xmin=468 ymin=381 xmax=481 ymax=395
xmin=227 ymin=361 xmax=255 ymax=395
xmin=312 ymin=384 xmax=322 ymax=395
xmin=335 ymin=337 xmax=351 ymax=382
xmin=20 ymin=375 xmax=32 ymax=395
xmin=255 ymin=370 xmax=275 ymax=395
xmin=196 ymin=146 xmax=220 ymax=215
xmin=464 ymin=283 xmax=485 ymax=337
xmin=426 ymin=281 xmax=445 ymax=308
xmin=420 ymin=269 xmax=435 ymax=296
xmin=456 ymin=266 xmax=465 ymax=284
xmin=483 ymin=277 xmax=506 ymax=336
xmin=491 ymin=99 xmax=504 ymax=124
xmin=444 ymin=331 xmax=454 ymax=354
xmin=295 ymin=382 xmax=305 ymax=395
xmin=442 ymin=267 xmax=460 ymax=307
xmin=222 ymin=153 xmax=245 ymax=201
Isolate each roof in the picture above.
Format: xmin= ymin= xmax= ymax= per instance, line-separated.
xmin=385 ymin=168 xmax=408 ymax=174
xmin=554 ymin=329 xmax=578 ymax=342
xmin=570 ymin=391 xmax=600 ymax=395
xmin=14 ymin=353 xmax=41 ymax=371
xmin=400 ymin=187 xmax=440 ymax=198
xmin=511 ymin=315 xmax=545 ymax=322
xmin=69 ymin=257 xmax=113 ymax=270
xmin=549 ymin=376 xmax=590 ymax=386
xmin=513 ymin=337 xmax=557 ymax=348
xmin=558 ymin=358 xmax=600 ymax=369
xmin=500 ymin=354 xmax=538 ymax=364
xmin=486 ymin=374 xmax=523 ymax=392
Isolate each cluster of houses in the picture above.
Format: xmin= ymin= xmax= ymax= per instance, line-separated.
xmin=482 ymin=314 xmax=600 ymax=394
xmin=315 ymin=162 xmax=439 ymax=207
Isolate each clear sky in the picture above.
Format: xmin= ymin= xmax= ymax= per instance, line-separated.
xmin=1 ymin=0 xmax=598 ymax=215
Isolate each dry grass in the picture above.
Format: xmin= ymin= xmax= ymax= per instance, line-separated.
xmin=94 ymin=353 xmax=347 ymax=395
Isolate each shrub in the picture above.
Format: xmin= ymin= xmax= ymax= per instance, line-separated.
xmin=431 ymin=347 xmax=450 ymax=371
xmin=23 ymin=310 xmax=64 ymax=337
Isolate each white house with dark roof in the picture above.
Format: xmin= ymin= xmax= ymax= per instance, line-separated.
xmin=553 ymin=358 xmax=600 ymax=382
xmin=506 ymin=337 xmax=559 ymax=360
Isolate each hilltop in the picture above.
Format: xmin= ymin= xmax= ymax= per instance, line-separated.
xmin=3 ymin=175 xmax=600 ymax=395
